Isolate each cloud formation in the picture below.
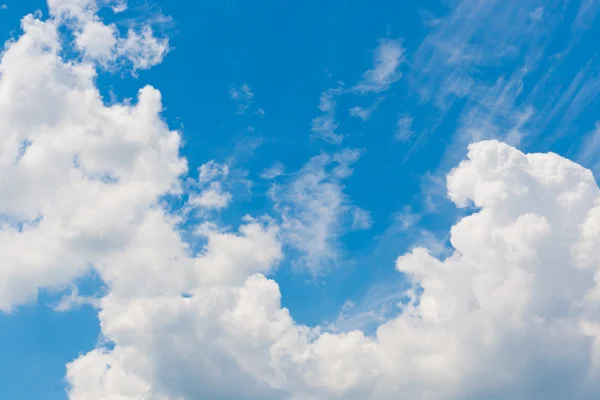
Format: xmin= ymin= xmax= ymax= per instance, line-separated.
xmin=4 ymin=2 xmax=600 ymax=400
xmin=50 ymin=0 xmax=168 ymax=70
xmin=395 ymin=114 xmax=414 ymax=142
xmin=187 ymin=161 xmax=232 ymax=211
xmin=260 ymin=161 xmax=286 ymax=180
xmin=354 ymin=39 xmax=405 ymax=94
xmin=0 ymin=2 xmax=181 ymax=311
xmin=65 ymin=140 xmax=600 ymax=399
xmin=349 ymin=98 xmax=383 ymax=122
xmin=230 ymin=83 xmax=261 ymax=115
xmin=269 ymin=149 xmax=368 ymax=274
xmin=311 ymin=87 xmax=344 ymax=144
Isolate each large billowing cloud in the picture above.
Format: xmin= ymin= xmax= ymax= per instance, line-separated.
xmin=0 ymin=1 xmax=182 ymax=311
xmin=65 ymin=140 xmax=600 ymax=399
xmin=3 ymin=1 xmax=600 ymax=399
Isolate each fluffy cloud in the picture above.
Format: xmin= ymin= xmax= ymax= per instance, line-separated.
xmin=187 ymin=161 xmax=232 ymax=211
xmin=5 ymin=2 xmax=600 ymax=400
xmin=188 ymin=182 xmax=232 ymax=210
xmin=66 ymin=141 xmax=600 ymax=399
xmin=50 ymin=0 xmax=168 ymax=69
xmin=0 ymin=2 xmax=182 ymax=311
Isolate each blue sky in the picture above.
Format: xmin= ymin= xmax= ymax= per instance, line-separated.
xmin=2 ymin=0 xmax=600 ymax=399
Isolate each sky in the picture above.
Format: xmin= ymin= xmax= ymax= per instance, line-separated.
xmin=2 ymin=0 xmax=600 ymax=399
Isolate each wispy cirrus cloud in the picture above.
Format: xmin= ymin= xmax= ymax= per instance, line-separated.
xmin=270 ymin=149 xmax=370 ymax=274
xmin=351 ymin=207 xmax=373 ymax=231
xmin=354 ymin=38 xmax=405 ymax=94
xmin=420 ymin=9 xmax=441 ymax=27
xmin=229 ymin=83 xmax=254 ymax=114
xmin=577 ymin=122 xmax=600 ymax=175
xmin=404 ymin=0 xmax=600 ymax=171
xmin=52 ymin=284 xmax=101 ymax=312
xmin=229 ymin=83 xmax=265 ymax=118
xmin=317 ymin=39 xmax=405 ymax=142
xmin=311 ymin=87 xmax=344 ymax=144
xmin=395 ymin=114 xmax=414 ymax=142
xmin=260 ymin=161 xmax=285 ymax=180
xmin=349 ymin=97 xmax=383 ymax=122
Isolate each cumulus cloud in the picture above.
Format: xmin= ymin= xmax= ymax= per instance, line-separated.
xmin=354 ymin=39 xmax=405 ymax=93
xmin=188 ymin=182 xmax=232 ymax=210
xmin=64 ymin=140 xmax=600 ymax=399
xmin=0 ymin=3 xmax=184 ymax=311
xmin=116 ymin=26 xmax=169 ymax=70
xmin=50 ymin=0 xmax=168 ymax=70
xmin=75 ymin=19 xmax=118 ymax=59
xmin=198 ymin=160 xmax=230 ymax=183
xmin=187 ymin=161 xmax=232 ymax=211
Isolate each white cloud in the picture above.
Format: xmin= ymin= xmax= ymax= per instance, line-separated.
xmin=188 ymin=182 xmax=232 ymax=210
xmin=393 ymin=205 xmax=421 ymax=230
xmin=354 ymin=39 xmax=405 ymax=94
xmin=0 ymin=6 xmax=185 ymax=311
xmin=0 ymin=4 xmax=7 ymax=10
xmin=49 ymin=0 xmax=168 ymax=70
xmin=111 ymin=0 xmax=127 ymax=13
xmin=64 ymin=140 xmax=600 ymax=399
xmin=52 ymin=284 xmax=101 ymax=312
xmin=530 ymin=6 xmax=544 ymax=21
xmin=230 ymin=83 xmax=255 ymax=114
xmin=349 ymin=98 xmax=382 ymax=122
xmin=349 ymin=106 xmax=371 ymax=121
xmin=187 ymin=161 xmax=232 ymax=211
xmin=395 ymin=114 xmax=414 ymax=142
xmin=75 ymin=19 xmax=118 ymax=59
xmin=260 ymin=161 xmax=285 ymax=180
xmin=7 ymin=2 xmax=600 ymax=400
xmin=311 ymin=87 xmax=344 ymax=144
xmin=351 ymin=207 xmax=373 ymax=231
xmin=269 ymin=149 xmax=362 ymax=274
xmin=420 ymin=9 xmax=440 ymax=27
xmin=116 ymin=25 xmax=169 ymax=70
xmin=198 ymin=160 xmax=230 ymax=184
xmin=403 ymin=0 xmax=597 ymax=168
